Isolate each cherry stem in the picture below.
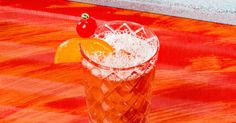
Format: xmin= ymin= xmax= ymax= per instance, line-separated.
xmin=81 ymin=13 xmax=89 ymax=19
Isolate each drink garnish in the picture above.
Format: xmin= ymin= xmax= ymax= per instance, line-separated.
xmin=54 ymin=13 xmax=114 ymax=64
xmin=54 ymin=38 xmax=81 ymax=64
xmin=76 ymin=13 xmax=97 ymax=38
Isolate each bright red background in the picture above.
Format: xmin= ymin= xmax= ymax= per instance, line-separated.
xmin=0 ymin=0 xmax=236 ymax=122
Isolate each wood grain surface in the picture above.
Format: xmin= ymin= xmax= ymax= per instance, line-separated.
xmin=0 ymin=0 xmax=236 ymax=123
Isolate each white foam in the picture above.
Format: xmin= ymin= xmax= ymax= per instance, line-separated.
xmin=82 ymin=31 xmax=158 ymax=81
xmin=91 ymin=31 xmax=156 ymax=68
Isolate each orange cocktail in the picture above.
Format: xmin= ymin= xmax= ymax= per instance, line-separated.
xmin=80 ymin=21 xmax=159 ymax=123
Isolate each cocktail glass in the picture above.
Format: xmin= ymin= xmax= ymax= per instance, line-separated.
xmin=80 ymin=21 xmax=159 ymax=123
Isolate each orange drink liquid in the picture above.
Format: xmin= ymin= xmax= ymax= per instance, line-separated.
xmin=83 ymin=66 xmax=155 ymax=123
xmin=81 ymin=21 xmax=159 ymax=123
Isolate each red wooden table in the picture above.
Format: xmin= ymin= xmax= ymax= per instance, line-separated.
xmin=0 ymin=0 xmax=236 ymax=122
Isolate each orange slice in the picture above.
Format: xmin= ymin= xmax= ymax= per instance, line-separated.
xmin=81 ymin=38 xmax=114 ymax=56
xmin=54 ymin=38 xmax=81 ymax=64
xmin=54 ymin=38 xmax=114 ymax=64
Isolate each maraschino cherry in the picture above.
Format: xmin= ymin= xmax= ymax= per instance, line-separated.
xmin=76 ymin=13 xmax=97 ymax=38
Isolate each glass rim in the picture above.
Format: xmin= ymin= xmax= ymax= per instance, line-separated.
xmin=80 ymin=21 xmax=160 ymax=71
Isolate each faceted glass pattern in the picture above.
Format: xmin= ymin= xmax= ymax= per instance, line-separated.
xmin=81 ymin=21 xmax=159 ymax=123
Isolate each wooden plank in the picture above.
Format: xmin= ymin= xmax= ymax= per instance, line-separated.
xmin=71 ymin=0 xmax=236 ymax=25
